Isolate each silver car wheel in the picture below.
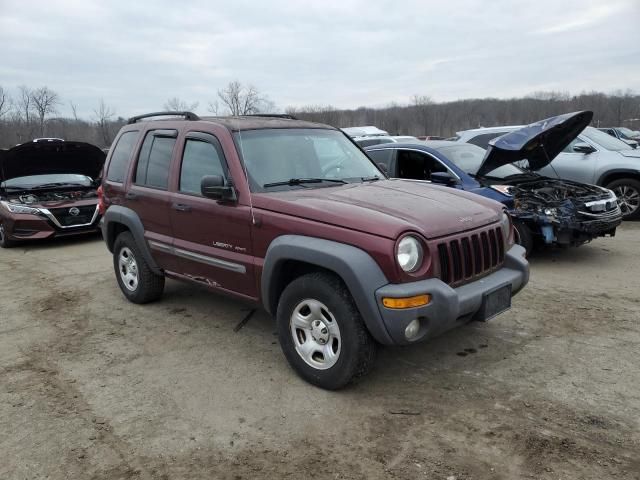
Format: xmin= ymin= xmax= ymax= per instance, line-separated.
xmin=118 ymin=247 xmax=139 ymax=291
xmin=613 ymin=185 xmax=640 ymax=216
xmin=290 ymin=299 xmax=341 ymax=370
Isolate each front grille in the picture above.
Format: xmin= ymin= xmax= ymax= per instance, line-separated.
xmin=48 ymin=205 xmax=97 ymax=227
xmin=437 ymin=226 xmax=505 ymax=285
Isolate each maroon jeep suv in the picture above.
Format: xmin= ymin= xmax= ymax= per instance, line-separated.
xmin=100 ymin=112 xmax=529 ymax=389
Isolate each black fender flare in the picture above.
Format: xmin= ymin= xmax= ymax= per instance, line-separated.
xmin=101 ymin=205 xmax=162 ymax=275
xmin=261 ymin=235 xmax=393 ymax=344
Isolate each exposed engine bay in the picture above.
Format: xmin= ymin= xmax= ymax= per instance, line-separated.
xmin=8 ymin=189 xmax=98 ymax=205
xmin=496 ymin=177 xmax=622 ymax=246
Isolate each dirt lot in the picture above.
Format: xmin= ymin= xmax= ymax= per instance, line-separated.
xmin=1 ymin=224 xmax=639 ymax=480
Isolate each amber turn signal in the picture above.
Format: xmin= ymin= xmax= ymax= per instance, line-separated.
xmin=382 ymin=294 xmax=431 ymax=309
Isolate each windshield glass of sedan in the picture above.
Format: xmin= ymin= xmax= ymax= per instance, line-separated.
xmin=435 ymin=144 xmax=524 ymax=178
xmin=234 ymin=129 xmax=382 ymax=191
xmin=1 ymin=173 xmax=93 ymax=189
xmin=582 ymin=126 xmax=632 ymax=151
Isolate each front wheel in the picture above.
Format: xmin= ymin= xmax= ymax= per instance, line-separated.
xmin=0 ymin=223 xmax=16 ymax=248
xmin=607 ymin=178 xmax=640 ymax=220
xmin=276 ymin=272 xmax=376 ymax=390
xmin=113 ymin=231 xmax=165 ymax=303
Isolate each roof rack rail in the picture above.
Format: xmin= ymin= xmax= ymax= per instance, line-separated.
xmin=241 ymin=114 xmax=298 ymax=120
xmin=127 ymin=111 xmax=200 ymax=124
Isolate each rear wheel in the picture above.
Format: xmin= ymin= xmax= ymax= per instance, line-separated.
xmin=607 ymin=178 xmax=640 ymax=220
xmin=0 ymin=223 xmax=16 ymax=248
xmin=276 ymin=272 xmax=376 ymax=390
xmin=514 ymin=221 xmax=533 ymax=257
xmin=113 ymin=231 xmax=164 ymax=303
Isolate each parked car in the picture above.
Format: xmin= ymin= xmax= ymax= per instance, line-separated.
xmin=456 ymin=121 xmax=640 ymax=219
xmin=366 ymin=111 xmax=622 ymax=255
xmin=417 ymin=135 xmax=445 ymax=141
xmin=341 ymin=126 xmax=389 ymax=137
xmin=100 ymin=112 xmax=528 ymax=389
xmin=351 ymin=135 xmax=419 ymax=148
xmin=0 ymin=139 xmax=106 ymax=248
xmin=598 ymin=127 xmax=639 ymax=148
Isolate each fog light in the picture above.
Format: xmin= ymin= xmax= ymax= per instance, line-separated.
xmin=405 ymin=319 xmax=421 ymax=340
xmin=382 ymin=294 xmax=431 ymax=309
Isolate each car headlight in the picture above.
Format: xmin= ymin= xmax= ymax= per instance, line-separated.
xmin=0 ymin=200 xmax=41 ymax=215
xmin=500 ymin=211 xmax=514 ymax=246
xmin=397 ymin=235 xmax=423 ymax=272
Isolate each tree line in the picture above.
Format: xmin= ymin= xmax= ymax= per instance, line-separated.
xmin=1 ymin=82 xmax=638 ymax=149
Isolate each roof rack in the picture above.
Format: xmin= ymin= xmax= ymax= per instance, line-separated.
xmin=127 ymin=111 xmax=200 ymax=124
xmin=241 ymin=114 xmax=298 ymax=120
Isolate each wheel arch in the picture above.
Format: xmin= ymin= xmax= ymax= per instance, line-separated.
xmin=262 ymin=235 xmax=393 ymax=344
xmin=102 ymin=205 xmax=162 ymax=275
xmin=597 ymin=169 xmax=640 ymax=187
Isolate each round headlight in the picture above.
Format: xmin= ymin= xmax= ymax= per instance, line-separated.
xmin=397 ymin=236 xmax=423 ymax=272
xmin=500 ymin=212 xmax=512 ymax=243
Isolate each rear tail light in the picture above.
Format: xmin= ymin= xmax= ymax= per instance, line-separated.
xmin=97 ymin=185 xmax=106 ymax=215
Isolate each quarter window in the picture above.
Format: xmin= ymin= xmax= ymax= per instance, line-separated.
xmin=135 ymin=131 xmax=177 ymax=189
xmin=180 ymin=136 xmax=227 ymax=195
xmin=106 ymin=131 xmax=139 ymax=183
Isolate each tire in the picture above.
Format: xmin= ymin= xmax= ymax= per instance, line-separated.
xmin=276 ymin=272 xmax=376 ymax=390
xmin=113 ymin=231 xmax=164 ymax=303
xmin=0 ymin=222 xmax=16 ymax=248
xmin=606 ymin=178 xmax=640 ymax=220
xmin=514 ymin=221 xmax=534 ymax=257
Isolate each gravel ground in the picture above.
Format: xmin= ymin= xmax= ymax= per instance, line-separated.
xmin=1 ymin=223 xmax=639 ymax=480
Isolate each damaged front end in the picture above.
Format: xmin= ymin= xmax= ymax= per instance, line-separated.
xmin=509 ymin=179 xmax=622 ymax=247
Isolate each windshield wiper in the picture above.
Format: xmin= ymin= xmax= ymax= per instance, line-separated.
xmin=263 ymin=178 xmax=348 ymax=188
xmin=361 ymin=175 xmax=381 ymax=182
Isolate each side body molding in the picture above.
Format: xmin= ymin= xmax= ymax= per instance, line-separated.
xmin=261 ymin=235 xmax=393 ymax=344
xmin=102 ymin=205 xmax=162 ymax=274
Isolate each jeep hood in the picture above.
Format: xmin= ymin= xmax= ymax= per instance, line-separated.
xmin=477 ymin=111 xmax=594 ymax=177
xmin=253 ymin=180 xmax=502 ymax=240
xmin=0 ymin=141 xmax=106 ymax=182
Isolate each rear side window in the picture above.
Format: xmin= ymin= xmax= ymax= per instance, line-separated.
xmin=179 ymin=136 xmax=227 ymax=195
xmin=106 ymin=131 xmax=139 ymax=182
xmin=135 ymin=131 xmax=177 ymax=189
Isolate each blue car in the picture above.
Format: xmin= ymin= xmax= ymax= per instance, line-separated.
xmin=364 ymin=111 xmax=621 ymax=255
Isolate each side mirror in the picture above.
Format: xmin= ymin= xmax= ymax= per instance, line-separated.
xmin=201 ymin=175 xmax=236 ymax=202
xmin=431 ymin=171 xmax=459 ymax=185
xmin=573 ymin=142 xmax=596 ymax=154
xmin=377 ymin=162 xmax=388 ymax=174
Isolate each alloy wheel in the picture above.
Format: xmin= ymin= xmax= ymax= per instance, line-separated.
xmin=290 ymin=299 xmax=341 ymax=370
xmin=613 ymin=185 xmax=640 ymax=217
xmin=118 ymin=247 xmax=139 ymax=291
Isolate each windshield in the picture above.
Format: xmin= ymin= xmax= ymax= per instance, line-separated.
xmin=435 ymin=144 xmax=524 ymax=178
xmin=234 ymin=129 xmax=383 ymax=192
xmin=1 ymin=173 xmax=93 ymax=189
xmin=582 ymin=126 xmax=632 ymax=151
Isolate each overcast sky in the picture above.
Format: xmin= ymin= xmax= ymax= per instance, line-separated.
xmin=1 ymin=0 xmax=639 ymax=118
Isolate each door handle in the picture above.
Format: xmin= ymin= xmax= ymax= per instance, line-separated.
xmin=172 ymin=203 xmax=192 ymax=212
xmin=125 ymin=192 xmax=138 ymax=200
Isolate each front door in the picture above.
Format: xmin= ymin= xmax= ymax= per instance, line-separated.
xmin=169 ymin=131 xmax=256 ymax=299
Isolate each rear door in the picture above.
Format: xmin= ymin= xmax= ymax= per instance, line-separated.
xmin=125 ymin=128 xmax=181 ymax=272
xmin=537 ymin=136 xmax=598 ymax=184
xmin=168 ymin=131 xmax=256 ymax=299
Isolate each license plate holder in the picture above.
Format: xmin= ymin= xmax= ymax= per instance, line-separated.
xmin=477 ymin=284 xmax=512 ymax=322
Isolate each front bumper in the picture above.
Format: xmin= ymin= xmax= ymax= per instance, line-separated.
xmin=374 ymin=244 xmax=529 ymax=345
xmin=1 ymin=207 xmax=102 ymax=242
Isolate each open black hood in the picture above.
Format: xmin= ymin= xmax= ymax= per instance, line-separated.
xmin=476 ymin=111 xmax=593 ymax=177
xmin=0 ymin=140 xmax=106 ymax=182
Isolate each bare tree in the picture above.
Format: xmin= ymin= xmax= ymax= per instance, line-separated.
xmin=207 ymin=100 xmax=220 ymax=115
xmin=163 ymin=97 xmax=199 ymax=111
xmin=0 ymin=86 xmax=11 ymax=119
xmin=217 ymin=80 xmax=271 ymax=115
xmin=94 ymin=99 xmax=116 ymax=146
xmin=17 ymin=85 xmax=34 ymax=124
xmin=411 ymin=95 xmax=433 ymax=135
xmin=30 ymin=86 xmax=60 ymax=136
xmin=69 ymin=101 xmax=79 ymax=121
